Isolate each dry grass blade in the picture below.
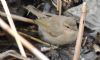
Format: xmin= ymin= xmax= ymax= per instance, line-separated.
xmin=73 ymin=2 xmax=87 ymax=60
xmin=0 ymin=18 xmax=49 ymax=60
xmin=19 ymin=32 xmax=51 ymax=46
xmin=24 ymin=5 xmax=47 ymax=18
xmin=0 ymin=11 xmax=35 ymax=24
xmin=0 ymin=0 xmax=26 ymax=57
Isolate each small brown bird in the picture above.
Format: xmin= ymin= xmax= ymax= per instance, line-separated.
xmin=36 ymin=16 xmax=78 ymax=45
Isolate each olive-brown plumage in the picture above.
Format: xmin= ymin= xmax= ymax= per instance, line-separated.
xmin=37 ymin=16 xmax=78 ymax=45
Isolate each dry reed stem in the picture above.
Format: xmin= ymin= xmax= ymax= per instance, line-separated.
xmin=0 ymin=11 xmax=35 ymax=24
xmin=0 ymin=18 xmax=49 ymax=60
xmin=73 ymin=2 xmax=87 ymax=60
xmin=0 ymin=0 xmax=26 ymax=57
xmin=57 ymin=0 xmax=62 ymax=15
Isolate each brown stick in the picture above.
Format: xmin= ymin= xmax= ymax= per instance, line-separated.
xmin=0 ymin=0 xmax=26 ymax=57
xmin=73 ymin=2 xmax=87 ymax=60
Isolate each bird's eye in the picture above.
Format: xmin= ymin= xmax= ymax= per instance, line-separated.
xmin=65 ymin=25 xmax=70 ymax=28
xmin=66 ymin=26 xmax=70 ymax=28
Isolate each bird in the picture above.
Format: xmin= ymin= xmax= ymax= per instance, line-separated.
xmin=35 ymin=16 xmax=78 ymax=45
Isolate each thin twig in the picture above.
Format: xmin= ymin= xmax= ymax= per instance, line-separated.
xmin=0 ymin=0 xmax=26 ymax=57
xmin=51 ymin=0 xmax=58 ymax=8
xmin=0 ymin=18 xmax=49 ymax=60
xmin=19 ymin=32 xmax=51 ymax=46
xmin=73 ymin=2 xmax=87 ymax=60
